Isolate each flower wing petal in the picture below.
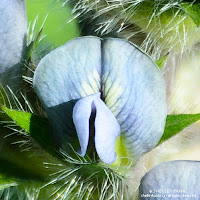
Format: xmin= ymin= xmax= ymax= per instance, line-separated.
xmin=101 ymin=38 xmax=167 ymax=160
xmin=0 ymin=0 xmax=27 ymax=92
xmin=139 ymin=161 xmax=200 ymax=199
xmin=73 ymin=94 xmax=97 ymax=156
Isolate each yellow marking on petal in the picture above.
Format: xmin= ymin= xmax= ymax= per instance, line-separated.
xmin=80 ymin=71 xmax=100 ymax=96
xmin=104 ymin=79 xmax=123 ymax=109
xmin=93 ymin=69 xmax=101 ymax=83
xmin=103 ymin=79 xmax=112 ymax=95
xmin=102 ymin=73 xmax=112 ymax=92
xmin=81 ymin=81 xmax=95 ymax=97
xmin=88 ymin=70 xmax=101 ymax=92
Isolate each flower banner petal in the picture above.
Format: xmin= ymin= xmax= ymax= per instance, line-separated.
xmin=139 ymin=161 xmax=200 ymax=199
xmin=0 ymin=0 xmax=27 ymax=92
xmin=101 ymin=38 xmax=167 ymax=160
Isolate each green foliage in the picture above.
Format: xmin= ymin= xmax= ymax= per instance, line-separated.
xmin=1 ymin=105 xmax=32 ymax=133
xmin=0 ymin=105 xmax=57 ymax=157
xmin=26 ymin=0 xmax=80 ymax=47
xmin=25 ymin=28 xmax=43 ymax=63
xmin=181 ymin=3 xmax=200 ymax=26
xmin=0 ymin=105 xmax=128 ymax=199
xmin=0 ymin=175 xmax=17 ymax=190
xmin=159 ymin=113 xmax=200 ymax=144
xmin=0 ymin=158 xmax=44 ymax=182
xmin=155 ymin=54 xmax=168 ymax=69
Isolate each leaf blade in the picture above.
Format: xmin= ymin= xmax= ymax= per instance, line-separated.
xmin=0 ymin=105 xmax=58 ymax=157
xmin=159 ymin=113 xmax=200 ymax=144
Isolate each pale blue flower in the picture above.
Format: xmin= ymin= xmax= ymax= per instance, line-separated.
xmin=139 ymin=160 xmax=200 ymax=200
xmin=0 ymin=0 xmax=27 ymax=93
xmin=33 ymin=36 xmax=167 ymax=164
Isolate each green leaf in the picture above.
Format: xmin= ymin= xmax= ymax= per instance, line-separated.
xmin=0 ymin=158 xmax=44 ymax=182
xmin=24 ymin=28 xmax=43 ymax=63
xmin=158 ymin=113 xmax=200 ymax=144
xmin=0 ymin=105 xmax=58 ymax=157
xmin=26 ymin=0 xmax=80 ymax=47
xmin=0 ymin=106 xmax=129 ymax=199
xmin=155 ymin=54 xmax=168 ymax=69
xmin=0 ymin=175 xmax=17 ymax=190
xmin=181 ymin=3 xmax=200 ymax=26
xmin=0 ymin=105 xmax=32 ymax=132
xmin=0 ymin=106 xmax=64 ymax=183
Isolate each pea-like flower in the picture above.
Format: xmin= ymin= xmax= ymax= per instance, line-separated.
xmin=0 ymin=0 xmax=27 ymax=93
xmin=1 ymin=1 xmax=200 ymax=199
xmin=33 ymin=37 xmax=167 ymax=164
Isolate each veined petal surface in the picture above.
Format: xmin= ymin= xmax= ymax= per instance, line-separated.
xmin=0 ymin=0 xmax=27 ymax=92
xmin=139 ymin=161 xmax=200 ymax=200
xmin=102 ymin=38 xmax=167 ymax=160
xmin=33 ymin=36 xmax=166 ymax=163
xmin=34 ymin=37 xmax=101 ymax=106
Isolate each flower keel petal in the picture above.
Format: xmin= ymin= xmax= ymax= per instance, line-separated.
xmin=73 ymin=93 xmax=121 ymax=164
xmin=73 ymin=94 xmax=99 ymax=156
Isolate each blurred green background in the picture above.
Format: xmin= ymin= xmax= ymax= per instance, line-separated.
xmin=25 ymin=0 xmax=80 ymax=48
